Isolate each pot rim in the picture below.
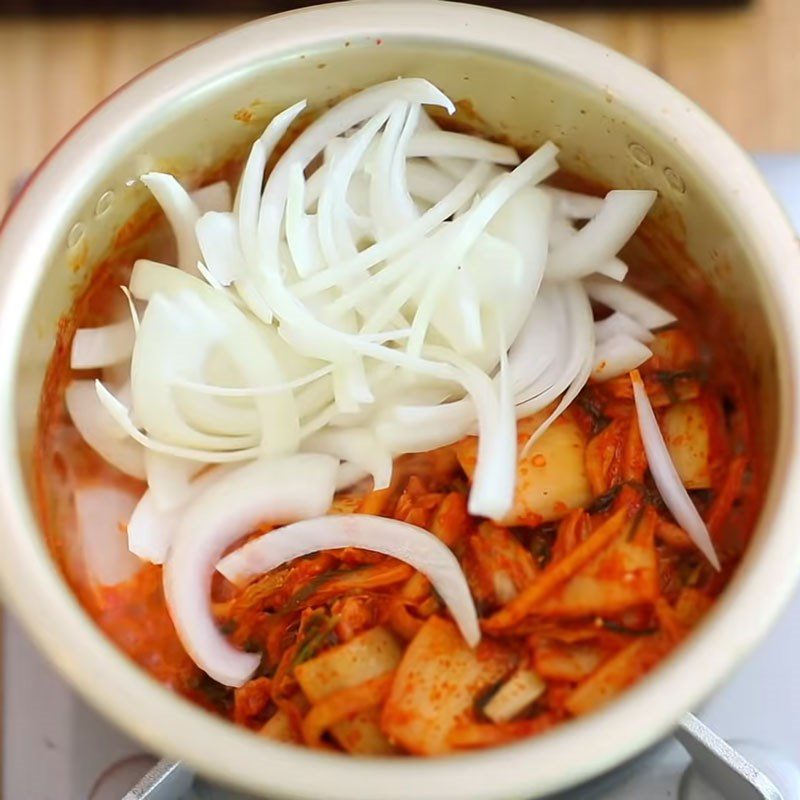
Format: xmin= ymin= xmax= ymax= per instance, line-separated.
xmin=1 ymin=4 xmax=800 ymax=798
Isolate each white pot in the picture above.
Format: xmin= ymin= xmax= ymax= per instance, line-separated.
xmin=1 ymin=4 xmax=799 ymax=798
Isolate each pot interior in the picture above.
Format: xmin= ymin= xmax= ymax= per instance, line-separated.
xmin=6 ymin=26 xmax=787 ymax=799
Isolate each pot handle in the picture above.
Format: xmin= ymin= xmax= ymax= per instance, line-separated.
xmin=676 ymin=713 xmax=784 ymax=800
xmin=124 ymin=715 xmax=785 ymax=799
xmin=121 ymin=758 xmax=193 ymax=800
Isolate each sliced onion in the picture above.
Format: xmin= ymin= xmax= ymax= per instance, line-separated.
xmin=425 ymin=345 xmax=514 ymax=520
xmin=407 ymin=130 xmax=519 ymax=166
xmin=190 ymin=181 xmax=232 ymax=214
xmin=405 ymin=159 xmax=457 ymax=204
xmin=172 ymin=364 xmax=332 ymax=398
xmin=128 ymin=464 xmax=234 ymax=564
xmin=543 ymin=187 xmax=604 ymax=219
xmin=140 ymin=173 xmax=201 ymax=274
xmin=285 ymin=163 xmax=324 ymax=278
xmin=331 ymin=357 xmax=374 ymax=413
xmin=102 ymin=362 xmax=133 ymax=391
xmin=466 ymin=319 xmax=516 ymax=520
xmin=196 ymin=212 xmax=246 ymax=286
xmin=144 ymin=450 xmax=203 ymax=512
xmin=508 ymin=283 xmax=561 ymax=395
xmin=66 ymin=381 xmax=146 ymax=479
xmin=592 ymin=335 xmax=652 ymax=381
xmin=236 ymin=100 xmax=307 ymax=267
xmin=483 ymin=184 xmax=551 ymax=353
xmin=217 ymin=513 xmax=480 ymax=647
xmin=75 ymin=485 xmax=142 ymax=586
xmin=234 ymin=100 xmax=308 ymax=322
xmin=335 ymin=462 xmax=370 ymax=491
xmin=253 ymin=80 xmax=454 ymax=349
xmin=595 ymin=310 xmax=655 ymax=344
xmin=519 ymin=281 xmax=595 ymax=456
xmin=71 ymin=320 xmax=135 ymax=370
xmin=303 ymin=427 xmax=392 ymax=490
xmin=131 ymin=294 xmax=260 ymax=451
xmin=431 ymin=155 xmax=481 ymax=180
xmin=163 ymin=454 xmax=338 ymax=685
xmin=547 ymin=190 xmax=657 ymax=280
xmin=378 ymin=284 xmax=564 ymax=455
xmin=318 ymin=104 xmax=394 ymax=265
xmin=95 ymin=380 xmax=263 ymax=464
xmin=584 ymin=276 xmax=677 ymax=329
xmin=129 ymin=261 xmax=300 ymax=456
xmin=631 ymin=370 xmax=720 ymax=570
xmin=595 ymin=257 xmax=629 ymax=282
xmin=293 ymin=160 xmax=491 ymax=303
xmin=406 ymin=142 xmax=559 ymax=356
xmin=120 ymin=286 xmax=140 ymax=333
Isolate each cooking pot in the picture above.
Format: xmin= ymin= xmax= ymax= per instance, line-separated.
xmin=1 ymin=3 xmax=799 ymax=798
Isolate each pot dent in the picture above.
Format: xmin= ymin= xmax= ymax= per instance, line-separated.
xmin=1 ymin=4 xmax=799 ymax=799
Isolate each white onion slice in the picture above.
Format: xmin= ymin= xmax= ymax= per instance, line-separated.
xmin=592 ymin=335 xmax=652 ymax=381
xmin=75 ymin=485 xmax=142 ymax=586
xmin=217 ymin=513 xmax=480 ymax=647
xmin=331 ymin=357 xmax=374 ymax=413
xmin=285 ymin=164 xmax=324 ymax=278
xmin=140 ymin=173 xmax=201 ymax=274
xmin=144 ymin=451 xmax=203 ymax=512
xmin=129 ymin=261 xmax=300 ymax=456
xmin=303 ymin=427 xmax=392 ymax=490
xmin=128 ymin=464 xmax=234 ymax=564
xmin=519 ymin=282 xmax=595 ymax=456
xmin=543 ymin=187 xmax=604 ymax=219
xmin=406 ymin=142 xmax=559 ymax=356
xmin=405 ymin=159 xmax=457 ymax=204
xmin=407 ymin=131 xmax=519 ymax=166
xmin=508 ymin=283 xmax=561 ymax=394
xmin=131 ymin=295 xmax=260 ymax=451
xmin=425 ymin=345 xmax=513 ymax=520
xmin=71 ymin=320 xmax=135 ymax=370
xmin=547 ymin=190 xmax=657 ymax=280
xmin=294 ymin=161 xmax=491 ymax=302
xmin=466 ymin=320 xmax=516 ymax=521
xmin=594 ymin=310 xmax=655 ymax=344
xmin=318 ymin=104 xmax=394 ymax=265
xmin=164 ymin=454 xmax=338 ymax=686
xmin=237 ymin=100 xmax=307 ymax=267
xmin=483 ymin=184 xmax=551 ymax=353
xmin=631 ymin=371 xmax=721 ymax=570
xmin=172 ymin=364 xmax=332 ymax=398
xmin=120 ymin=286 xmax=140 ymax=333
xmin=234 ymin=100 xmax=308 ymax=322
xmin=377 ymin=284 xmax=565 ymax=455
xmin=584 ymin=276 xmax=677 ymax=329
xmin=430 ymin=155 xmax=480 ymax=180
xmin=196 ymin=212 xmax=246 ymax=286
xmin=368 ymin=102 xmax=415 ymax=240
xmin=190 ymin=181 xmax=232 ymax=214
xmin=335 ymin=462 xmax=370 ymax=491
xmin=596 ymin=257 xmax=629 ymax=282
xmin=66 ymin=381 xmax=146 ymax=479
xmin=253 ymin=80 xmax=454 ymax=350
xmin=95 ymin=381 xmax=263 ymax=464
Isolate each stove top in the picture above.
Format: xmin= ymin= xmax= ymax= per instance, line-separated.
xmin=4 ymin=154 xmax=800 ymax=800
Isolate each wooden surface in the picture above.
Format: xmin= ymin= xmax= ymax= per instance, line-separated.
xmin=0 ymin=0 xmax=798 ymax=209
